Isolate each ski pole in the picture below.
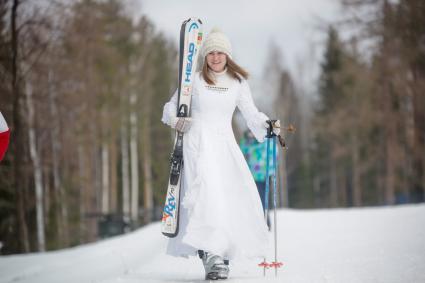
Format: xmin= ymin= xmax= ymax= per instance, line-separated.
xmin=271 ymin=136 xmax=284 ymax=275
xmin=259 ymin=121 xmax=294 ymax=275
xmin=272 ymin=136 xmax=277 ymax=276
xmin=261 ymin=135 xmax=271 ymax=276
xmin=269 ymin=123 xmax=296 ymax=273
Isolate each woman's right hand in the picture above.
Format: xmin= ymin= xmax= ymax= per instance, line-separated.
xmin=171 ymin=117 xmax=192 ymax=133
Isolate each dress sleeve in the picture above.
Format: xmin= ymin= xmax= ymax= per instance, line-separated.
xmin=236 ymin=80 xmax=269 ymax=142
xmin=161 ymin=89 xmax=178 ymax=127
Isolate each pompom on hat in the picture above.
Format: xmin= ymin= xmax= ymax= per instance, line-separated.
xmin=200 ymin=27 xmax=232 ymax=59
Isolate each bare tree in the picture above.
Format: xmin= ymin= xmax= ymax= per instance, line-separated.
xmin=10 ymin=0 xmax=30 ymax=252
xmin=24 ymin=78 xmax=45 ymax=251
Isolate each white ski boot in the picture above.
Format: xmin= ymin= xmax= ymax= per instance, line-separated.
xmin=198 ymin=250 xmax=229 ymax=280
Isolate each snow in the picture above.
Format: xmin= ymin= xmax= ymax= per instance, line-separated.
xmin=1 ymin=204 xmax=424 ymax=283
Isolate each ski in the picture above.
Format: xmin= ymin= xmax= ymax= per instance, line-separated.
xmin=161 ymin=18 xmax=203 ymax=237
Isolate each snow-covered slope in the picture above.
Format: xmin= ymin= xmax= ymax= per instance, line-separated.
xmin=1 ymin=204 xmax=424 ymax=283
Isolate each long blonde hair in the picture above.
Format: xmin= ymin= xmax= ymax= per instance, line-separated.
xmin=201 ymin=55 xmax=249 ymax=85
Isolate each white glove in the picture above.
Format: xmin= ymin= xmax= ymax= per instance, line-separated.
xmin=264 ymin=119 xmax=281 ymax=136
xmin=171 ymin=117 xmax=192 ymax=133
xmin=0 ymin=112 xmax=8 ymax=133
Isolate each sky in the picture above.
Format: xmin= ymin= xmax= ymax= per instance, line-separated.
xmin=131 ymin=0 xmax=345 ymax=92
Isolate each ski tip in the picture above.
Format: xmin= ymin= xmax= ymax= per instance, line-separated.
xmin=185 ymin=17 xmax=203 ymax=24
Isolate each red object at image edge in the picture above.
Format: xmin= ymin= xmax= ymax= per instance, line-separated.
xmin=0 ymin=129 xmax=10 ymax=161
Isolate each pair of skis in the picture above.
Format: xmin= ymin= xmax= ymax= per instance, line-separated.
xmin=161 ymin=18 xmax=203 ymax=237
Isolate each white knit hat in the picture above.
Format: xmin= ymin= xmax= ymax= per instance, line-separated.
xmin=200 ymin=27 xmax=232 ymax=59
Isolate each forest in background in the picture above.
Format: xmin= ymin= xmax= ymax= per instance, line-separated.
xmin=0 ymin=0 xmax=177 ymax=254
xmin=265 ymin=0 xmax=424 ymax=210
xmin=0 ymin=0 xmax=424 ymax=254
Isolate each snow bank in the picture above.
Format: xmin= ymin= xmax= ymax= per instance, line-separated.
xmin=1 ymin=204 xmax=424 ymax=283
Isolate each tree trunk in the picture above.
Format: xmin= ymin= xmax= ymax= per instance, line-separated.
xmin=48 ymin=71 xmax=69 ymax=247
xmin=86 ymin=114 xmax=100 ymax=240
xmin=329 ymin=153 xmax=338 ymax=207
xmin=94 ymin=132 xmax=101 ymax=216
xmin=384 ymin=127 xmax=396 ymax=205
xmin=109 ymin=138 xmax=118 ymax=213
xmin=129 ymin=91 xmax=139 ymax=225
xmin=121 ymin=117 xmax=130 ymax=218
xmin=351 ymin=132 xmax=361 ymax=206
xmin=412 ymin=66 xmax=425 ymax=201
xmin=25 ymin=80 xmax=46 ymax=252
xmin=90 ymin=122 xmax=99 ymax=234
xmin=340 ymin=170 xmax=347 ymax=207
xmin=101 ymin=141 xmax=109 ymax=215
xmin=313 ymin=175 xmax=321 ymax=208
xmin=11 ymin=0 xmax=29 ymax=253
xmin=383 ymin=79 xmax=396 ymax=205
xmin=381 ymin=0 xmax=396 ymax=205
xmin=141 ymin=93 xmax=153 ymax=224
xmin=78 ymin=144 xmax=87 ymax=243
xmin=43 ymin=167 xmax=50 ymax=227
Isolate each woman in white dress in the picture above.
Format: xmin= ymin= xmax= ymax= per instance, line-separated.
xmin=161 ymin=28 xmax=280 ymax=280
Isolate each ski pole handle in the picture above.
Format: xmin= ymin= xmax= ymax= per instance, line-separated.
xmin=266 ymin=120 xmax=280 ymax=138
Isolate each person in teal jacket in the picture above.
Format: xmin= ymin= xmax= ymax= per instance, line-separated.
xmin=239 ymin=129 xmax=272 ymax=228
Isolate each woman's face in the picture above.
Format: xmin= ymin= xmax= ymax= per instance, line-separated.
xmin=206 ymin=51 xmax=227 ymax=72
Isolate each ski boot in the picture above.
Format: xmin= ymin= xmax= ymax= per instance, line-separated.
xmin=198 ymin=250 xmax=229 ymax=280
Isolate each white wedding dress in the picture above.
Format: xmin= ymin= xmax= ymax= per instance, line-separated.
xmin=161 ymin=70 xmax=270 ymax=260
